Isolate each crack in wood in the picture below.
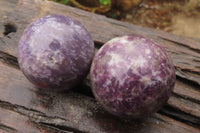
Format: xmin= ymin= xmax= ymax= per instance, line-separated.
xmin=159 ymin=106 xmax=200 ymax=129
xmin=39 ymin=123 xmax=82 ymax=133
xmin=159 ymin=36 xmax=200 ymax=53
xmin=37 ymin=123 xmax=74 ymax=133
xmin=175 ymin=67 xmax=200 ymax=86
xmin=173 ymin=90 xmax=200 ymax=105
xmin=0 ymin=100 xmax=85 ymax=133
xmin=0 ymin=51 xmax=19 ymax=69
xmin=0 ymin=123 xmax=18 ymax=133
xmin=3 ymin=23 xmax=17 ymax=37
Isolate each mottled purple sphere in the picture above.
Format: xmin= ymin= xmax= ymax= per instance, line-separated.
xmin=90 ymin=35 xmax=176 ymax=119
xmin=18 ymin=15 xmax=95 ymax=90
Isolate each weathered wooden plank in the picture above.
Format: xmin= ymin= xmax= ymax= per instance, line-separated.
xmin=0 ymin=107 xmax=71 ymax=133
xmin=0 ymin=0 xmax=200 ymax=132
xmin=1 ymin=0 xmax=200 ymax=118
xmin=0 ymin=0 xmax=199 ymax=103
xmin=0 ymin=61 xmax=199 ymax=133
xmin=1 ymin=0 xmax=200 ymax=85
xmin=159 ymin=106 xmax=200 ymax=128
xmin=174 ymin=80 xmax=200 ymax=103
xmin=0 ymin=107 xmax=41 ymax=133
xmin=168 ymin=95 xmax=200 ymax=118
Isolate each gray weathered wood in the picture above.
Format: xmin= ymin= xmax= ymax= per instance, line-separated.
xmin=0 ymin=0 xmax=200 ymax=132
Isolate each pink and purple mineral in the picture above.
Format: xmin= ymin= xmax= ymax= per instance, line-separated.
xmin=18 ymin=15 xmax=95 ymax=91
xmin=90 ymin=35 xmax=176 ymax=119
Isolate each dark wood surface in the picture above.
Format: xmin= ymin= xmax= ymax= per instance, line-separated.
xmin=0 ymin=0 xmax=199 ymax=132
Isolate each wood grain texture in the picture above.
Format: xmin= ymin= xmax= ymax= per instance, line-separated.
xmin=1 ymin=0 xmax=200 ymax=85
xmin=0 ymin=107 xmax=72 ymax=133
xmin=0 ymin=0 xmax=200 ymax=132
xmin=0 ymin=61 xmax=199 ymax=133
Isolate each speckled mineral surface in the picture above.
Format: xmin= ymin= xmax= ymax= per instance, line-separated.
xmin=90 ymin=35 xmax=176 ymax=119
xmin=18 ymin=15 xmax=95 ymax=90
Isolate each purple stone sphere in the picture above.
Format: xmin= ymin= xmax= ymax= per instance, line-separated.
xmin=18 ymin=15 xmax=95 ymax=90
xmin=90 ymin=35 xmax=176 ymax=119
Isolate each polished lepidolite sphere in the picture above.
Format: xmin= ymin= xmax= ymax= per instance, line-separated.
xmin=90 ymin=35 xmax=175 ymax=119
xmin=18 ymin=15 xmax=95 ymax=91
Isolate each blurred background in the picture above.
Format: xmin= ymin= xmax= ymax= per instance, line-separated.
xmin=51 ymin=0 xmax=200 ymax=38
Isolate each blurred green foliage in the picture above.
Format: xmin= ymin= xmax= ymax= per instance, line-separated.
xmin=99 ymin=0 xmax=111 ymax=6
xmin=56 ymin=0 xmax=69 ymax=4
xmin=54 ymin=0 xmax=111 ymax=6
